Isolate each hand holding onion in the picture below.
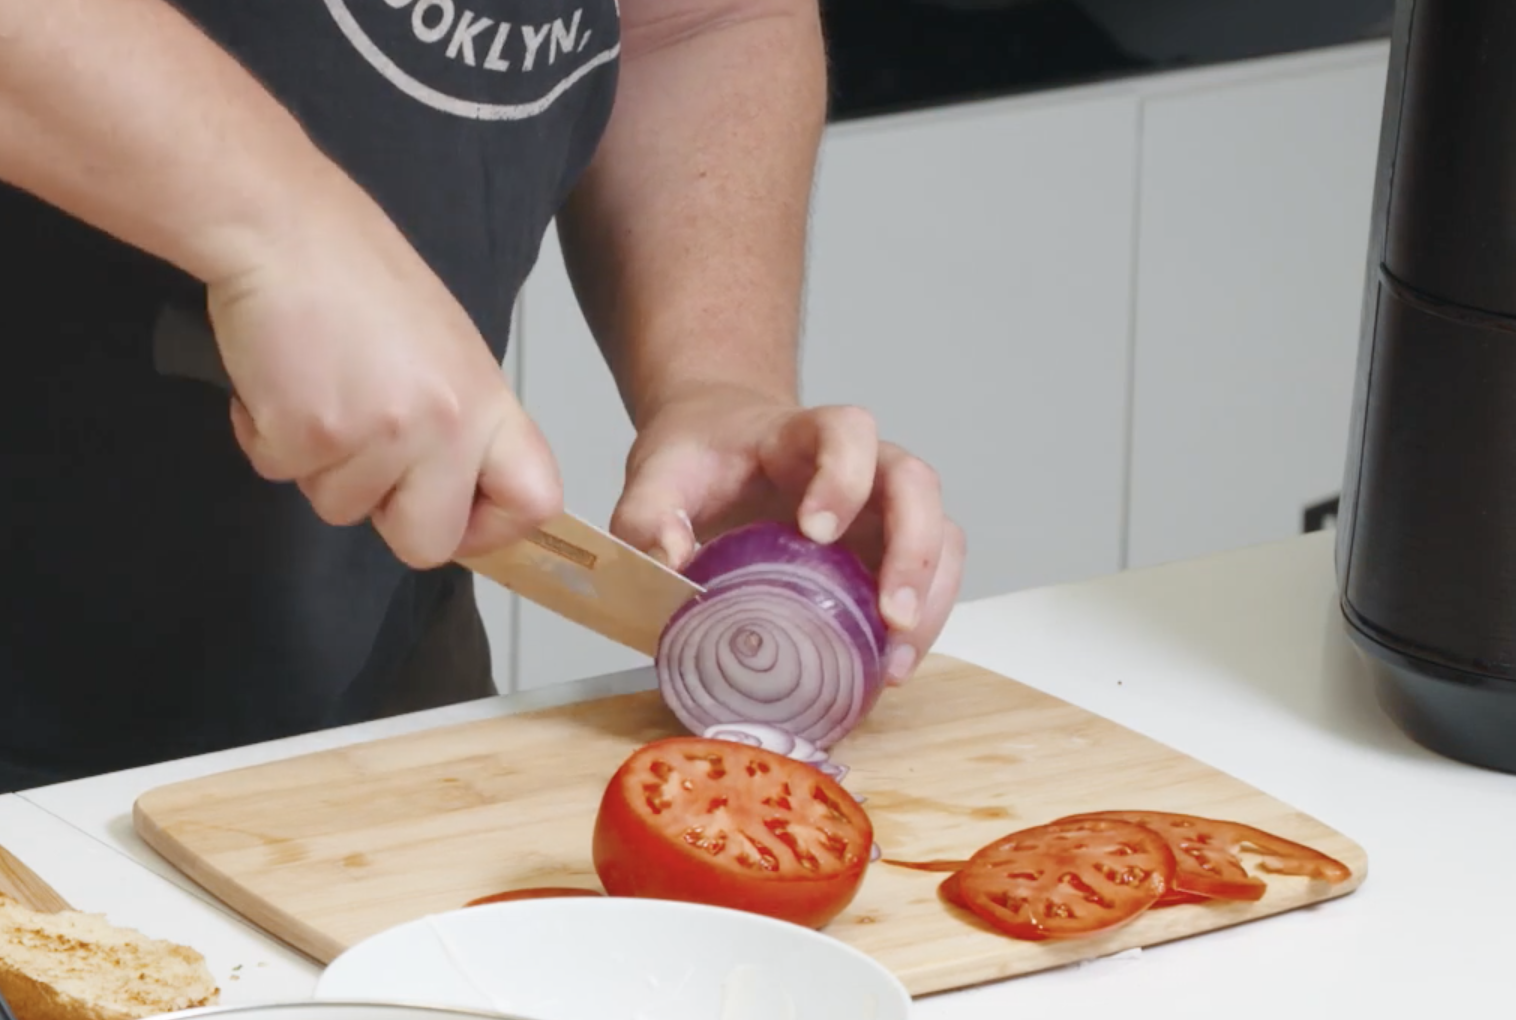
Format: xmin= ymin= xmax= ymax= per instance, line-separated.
xmin=610 ymin=384 xmax=964 ymax=745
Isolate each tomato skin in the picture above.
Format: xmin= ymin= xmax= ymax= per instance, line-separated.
xmin=465 ymin=888 xmax=604 ymax=907
xmin=938 ymin=870 xmax=966 ymax=909
xmin=955 ymin=818 xmax=1175 ymax=941
xmin=1151 ymin=888 xmax=1209 ymax=908
xmin=881 ymin=858 xmax=967 ymax=873
xmin=591 ymin=737 xmax=874 ymax=930
xmin=1057 ymin=810 xmax=1351 ymax=902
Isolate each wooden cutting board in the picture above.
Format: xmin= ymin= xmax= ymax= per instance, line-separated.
xmin=133 ymin=654 xmax=1367 ymax=997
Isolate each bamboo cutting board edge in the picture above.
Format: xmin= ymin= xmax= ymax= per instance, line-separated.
xmin=131 ymin=653 xmax=1370 ymax=995
xmin=0 ymin=844 xmax=73 ymax=914
xmin=132 ymin=802 xmax=339 ymax=964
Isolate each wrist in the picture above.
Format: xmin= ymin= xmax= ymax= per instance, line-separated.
xmin=611 ymin=309 xmax=800 ymax=428
xmin=628 ymin=358 xmax=799 ymax=429
xmin=190 ymin=153 xmax=382 ymax=289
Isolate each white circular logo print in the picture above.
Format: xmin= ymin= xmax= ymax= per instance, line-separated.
xmin=323 ymin=0 xmax=620 ymax=121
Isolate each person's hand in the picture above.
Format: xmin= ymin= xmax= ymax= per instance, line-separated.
xmin=610 ymin=383 xmax=965 ymax=684
xmin=205 ymin=189 xmax=562 ymax=568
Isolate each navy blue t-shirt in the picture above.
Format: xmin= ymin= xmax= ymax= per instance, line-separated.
xmin=0 ymin=0 xmax=621 ymax=790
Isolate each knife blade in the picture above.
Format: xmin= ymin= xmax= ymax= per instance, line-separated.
xmin=152 ymin=302 xmax=703 ymax=656
xmin=458 ymin=511 xmax=702 ymax=657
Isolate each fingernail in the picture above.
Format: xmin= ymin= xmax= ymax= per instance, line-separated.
xmin=882 ymin=587 xmax=919 ymax=631
xmin=801 ymin=510 xmax=840 ymax=544
xmin=886 ymin=642 xmax=917 ymax=684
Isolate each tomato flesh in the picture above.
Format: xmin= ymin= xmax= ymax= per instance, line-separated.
xmin=591 ymin=736 xmax=874 ymax=929
xmin=1058 ymin=810 xmax=1350 ymax=902
xmin=954 ymin=818 xmax=1174 ymax=941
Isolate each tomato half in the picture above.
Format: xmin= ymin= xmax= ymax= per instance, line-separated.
xmin=954 ymin=818 xmax=1174 ymax=941
xmin=465 ymin=888 xmax=604 ymax=907
xmin=591 ymin=736 xmax=874 ymax=929
xmin=1058 ymin=810 xmax=1351 ymax=902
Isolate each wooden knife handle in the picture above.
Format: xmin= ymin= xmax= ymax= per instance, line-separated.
xmin=0 ymin=844 xmax=70 ymax=913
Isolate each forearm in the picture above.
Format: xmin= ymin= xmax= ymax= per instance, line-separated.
xmin=556 ymin=2 xmax=827 ymax=426
xmin=0 ymin=0 xmax=360 ymax=284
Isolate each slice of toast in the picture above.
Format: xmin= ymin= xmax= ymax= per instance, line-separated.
xmin=0 ymin=893 xmax=219 ymax=1020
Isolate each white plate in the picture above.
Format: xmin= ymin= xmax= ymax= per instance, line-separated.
xmin=315 ymin=897 xmax=911 ymax=1020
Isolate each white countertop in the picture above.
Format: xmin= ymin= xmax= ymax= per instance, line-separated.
xmin=11 ymin=531 xmax=1516 ymax=1017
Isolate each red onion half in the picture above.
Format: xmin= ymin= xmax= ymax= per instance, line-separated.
xmin=656 ymin=520 xmax=888 ymax=750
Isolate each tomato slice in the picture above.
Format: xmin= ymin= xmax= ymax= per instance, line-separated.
xmin=880 ymin=858 xmax=968 ymax=873
xmin=465 ymin=888 xmax=604 ymax=907
xmin=953 ymin=818 xmax=1174 ymax=941
xmin=591 ymin=736 xmax=874 ymax=929
xmin=1151 ymin=888 xmax=1209 ymax=908
xmin=938 ymin=869 xmax=966 ymax=908
xmin=1058 ymin=810 xmax=1351 ymax=902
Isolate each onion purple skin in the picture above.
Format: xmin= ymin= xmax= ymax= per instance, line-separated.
xmin=680 ymin=521 xmax=889 ymax=655
xmin=656 ymin=520 xmax=889 ymax=751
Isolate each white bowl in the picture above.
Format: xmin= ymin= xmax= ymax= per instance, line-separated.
xmin=164 ymin=1004 xmax=528 ymax=1020
xmin=315 ymin=897 xmax=911 ymax=1020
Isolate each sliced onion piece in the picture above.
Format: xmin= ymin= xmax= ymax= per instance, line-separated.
xmin=700 ymin=721 xmax=799 ymax=757
xmin=657 ymin=521 xmax=887 ymax=750
xmin=701 ymin=722 xmax=852 ymax=785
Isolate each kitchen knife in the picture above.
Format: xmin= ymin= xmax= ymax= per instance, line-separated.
xmin=152 ymin=302 xmax=704 ymax=657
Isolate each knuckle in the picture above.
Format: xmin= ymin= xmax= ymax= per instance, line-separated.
xmin=489 ymin=448 xmax=564 ymax=527
xmin=366 ymin=385 xmax=466 ymax=447
xmin=423 ymin=386 xmax=466 ymax=437
xmin=304 ymin=495 xmax=359 ymax=528
xmin=299 ymin=477 xmax=370 ymax=529
xmin=515 ymin=468 xmax=565 ymax=525
xmin=372 ymin=403 xmax=410 ymax=445
xmin=895 ymin=453 xmax=941 ymax=494
xmin=301 ymin=409 xmax=354 ymax=455
xmin=401 ymin=548 xmax=447 ymax=570
xmin=241 ymin=448 xmax=291 ymax=482
xmin=314 ymin=499 xmax=365 ymax=528
xmin=825 ymin=404 xmax=878 ymax=439
xmin=944 ymin=518 xmax=967 ymax=559
xmin=383 ymin=526 xmax=450 ymax=571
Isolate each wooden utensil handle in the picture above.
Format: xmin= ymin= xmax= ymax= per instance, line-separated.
xmin=0 ymin=844 xmax=71 ymax=913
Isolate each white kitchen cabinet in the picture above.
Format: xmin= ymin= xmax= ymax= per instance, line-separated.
xmin=510 ymin=226 xmax=645 ymax=691
xmin=507 ymin=86 xmax=1141 ymax=690
xmin=797 ymin=92 xmax=1139 ymax=602
xmin=491 ymin=39 xmax=1392 ymax=692
xmin=1123 ymin=43 xmax=1390 ymax=569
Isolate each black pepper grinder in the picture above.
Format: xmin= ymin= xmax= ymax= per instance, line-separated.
xmin=1337 ymin=0 xmax=1516 ymax=772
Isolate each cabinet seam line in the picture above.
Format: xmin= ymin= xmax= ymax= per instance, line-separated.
xmin=1118 ymin=100 xmax=1146 ymax=572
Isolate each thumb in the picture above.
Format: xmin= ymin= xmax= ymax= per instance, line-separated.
xmin=610 ymin=444 xmax=707 ymax=570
